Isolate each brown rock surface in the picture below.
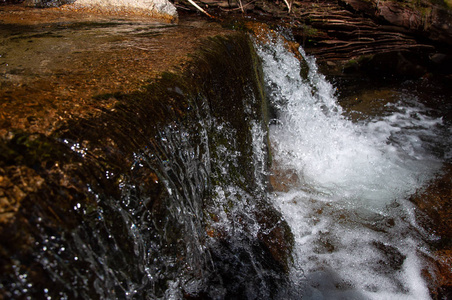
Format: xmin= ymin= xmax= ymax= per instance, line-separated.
xmin=0 ymin=5 xmax=230 ymax=137
xmin=176 ymin=0 xmax=451 ymax=77
xmin=0 ymin=8 xmax=298 ymax=296
xmin=411 ymin=164 xmax=452 ymax=298
xmin=341 ymin=0 xmax=452 ymax=46
xmin=0 ymin=9 xmax=235 ymax=296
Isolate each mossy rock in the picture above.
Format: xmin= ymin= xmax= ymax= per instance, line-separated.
xmin=0 ymin=32 xmax=294 ymax=299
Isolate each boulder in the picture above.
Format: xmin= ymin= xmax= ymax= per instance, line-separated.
xmin=0 ymin=8 xmax=294 ymax=297
xmin=24 ymin=0 xmax=177 ymax=21
xmin=71 ymin=0 xmax=177 ymax=18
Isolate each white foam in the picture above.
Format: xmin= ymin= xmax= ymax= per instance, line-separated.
xmin=257 ymin=37 xmax=443 ymax=207
xmin=255 ymin=36 xmax=447 ymax=299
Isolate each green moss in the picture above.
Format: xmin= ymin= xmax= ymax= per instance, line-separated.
xmin=343 ymin=55 xmax=375 ymax=73
xmin=302 ymin=25 xmax=319 ymax=37
xmin=0 ymin=131 xmax=76 ymax=170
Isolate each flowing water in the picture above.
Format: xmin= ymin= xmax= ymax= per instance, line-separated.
xmin=3 ymin=19 xmax=451 ymax=298
xmin=255 ymin=36 xmax=451 ymax=299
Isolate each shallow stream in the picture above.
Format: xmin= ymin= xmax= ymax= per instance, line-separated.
xmin=1 ymin=11 xmax=451 ymax=298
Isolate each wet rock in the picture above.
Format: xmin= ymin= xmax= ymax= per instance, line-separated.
xmin=411 ymin=165 xmax=452 ymax=244
xmin=432 ymin=249 xmax=452 ymax=299
xmin=0 ymin=6 xmax=231 ymax=137
xmin=357 ymin=51 xmax=429 ymax=78
xmin=0 ymin=166 xmax=44 ymax=224
xmin=69 ymin=0 xmax=178 ymax=20
xmin=429 ymin=52 xmax=452 ymax=74
xmin=410 ymin=164 xmax=452 ymax=299
xmin=341 ymin=0 xmax=452 ymax=46
xmin=269 ymin=165 xmax=299 ymax=193
xmin=175 ymin=0 xmax=452 ymax=80
xmin=24 ymin=0 xmax=74 ymax=7
xmin=23 ymin=0 xmax=177 ymax=20
xmin=0 ymin=9 xmax=294 ymax=296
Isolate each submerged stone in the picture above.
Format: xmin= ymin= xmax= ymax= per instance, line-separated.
xmin=0 ymin=6 xmax=229 ymax=137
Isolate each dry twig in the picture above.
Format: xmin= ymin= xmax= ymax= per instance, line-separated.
xmin=185 ymin=0 xmax=215 ymax=18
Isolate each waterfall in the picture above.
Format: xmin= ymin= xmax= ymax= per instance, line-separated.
xmin=255 ymin=35 xmax=449 ymax=299
xmin=2 ymin=29 xmax=450 ymax=299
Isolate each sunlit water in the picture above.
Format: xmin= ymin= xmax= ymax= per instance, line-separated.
xmin=255 ymin=36 xmax=450 ymax=299
xmin=5 ymin=28 xmax=451 ymax=299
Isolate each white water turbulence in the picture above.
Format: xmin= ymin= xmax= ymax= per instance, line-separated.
xmin=255 ymin=36 xmax=448 ymax=299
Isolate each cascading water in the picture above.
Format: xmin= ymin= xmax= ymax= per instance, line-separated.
xmin=255 ymin=35 xmax=450 ymax=299
xmin=3 ymin=26 xmax=450 ymax=299
xmin=1 ymin=34 xmax=296 ymax=299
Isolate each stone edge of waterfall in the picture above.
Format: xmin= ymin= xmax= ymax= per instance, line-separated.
xmin=0 ymin=31 xmax=294 ymax=298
